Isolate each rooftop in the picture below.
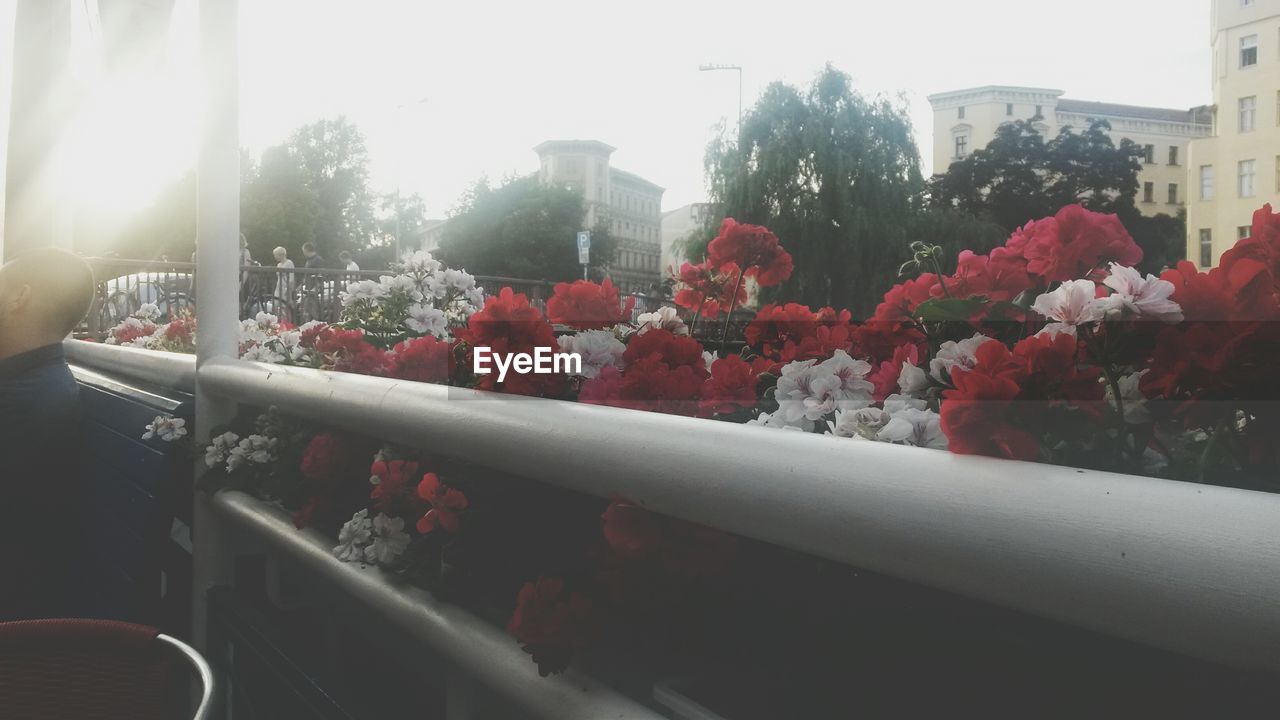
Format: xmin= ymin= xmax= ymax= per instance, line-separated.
xmin=1056 ymin=99 xmax=1212 ymax=125
xmin=533 ymin=139 xmax=616 ymax=156
xmin=609 ymin=167 xmax=665 ymax=192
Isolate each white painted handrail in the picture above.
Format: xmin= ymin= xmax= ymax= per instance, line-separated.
xmin=214 ymin=490 xmax=664 ymax=720
xmin=193 ymin=356 xmax=1280 ymax=673
xmin=64 ymin=339 xmax=197 ymax=393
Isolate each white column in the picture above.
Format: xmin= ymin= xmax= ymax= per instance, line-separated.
xmin=192 ymin=0 xmax=239 ymax=649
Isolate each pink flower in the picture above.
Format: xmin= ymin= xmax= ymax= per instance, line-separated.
xmin=1101 ymin=264 xmax=1183 ymax=322
xmin=1031 ymin=279 xmax=1104 ymax=335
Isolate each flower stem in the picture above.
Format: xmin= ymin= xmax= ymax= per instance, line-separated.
xmin=689 ymin=297 xmax=707 ymax=336
xmin=719 ymin=267 xmax=747 ymax=355
xmin=929 ymin=255 xmax=953 ymax=299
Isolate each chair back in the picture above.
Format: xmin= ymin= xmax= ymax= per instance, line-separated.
xmin=0 ymin=618 xmax=209 ymax=720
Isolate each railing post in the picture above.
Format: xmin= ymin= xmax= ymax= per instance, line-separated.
xmin=192 ymin=0 xmax=240 ymax=650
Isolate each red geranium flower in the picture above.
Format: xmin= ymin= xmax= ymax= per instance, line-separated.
xmin=299 ymin=432 xmax=366 ymax=484
xmin=672 ymin=261 xmax=746 ymax=317
xmin=600 ymin=357 xmax=706 ymax=416
xmin=867 ymin=343 xmax=920 ymax=403
xmin=870 ymin=273 xmax=941 ymax=324
xmin=579 ymin=329 xmax=709 ymax=415
xmin=298 ymin=321 xmax=330 ymax=348
xmin=387 ymin=335 xmax=454 ymax=384
xmin=622 ymin=328 xmax=706 ymax=370
xmin=706 ymin=218 xmax=794 ymax=287
xmin=940 ymin=342 xmax=1040 ymax=461
xmin=314 ymin=327 xmax=388 ymax=375
xmin=938 ymin=248 xmax=1035 ymax=303
xmin=455 ymin=287 xmax=562 ymax=396
xmin=416 ymin=472 xmax=468 ymax=533
xmin=601 ymin=496 xmax=664 ymax=560
xmin=1017 ymin=205 xmax=1143 ymax=282
xmin=369 ymin=458 xmax=421 ymax=512
xmin=546 ymin=278 xmax=634 ymax=330
xmin=1158 ymin=261 xmax=1234 ymax=321
xmin=699 ymin=355 xmax=760 ymax=416
xmin=506 ymin=576 xmax=596 ymax=676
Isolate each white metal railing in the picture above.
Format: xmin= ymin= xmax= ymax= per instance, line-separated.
xmin=64 ymin=340 xmax=1280 ymax=674
xmin=190 ymin=356 xmax=1280 ymax=673
xmin=65 ymin=341 xmax=196 ymax=393
xmin=215 ymin=490 xmax=663 ymax=720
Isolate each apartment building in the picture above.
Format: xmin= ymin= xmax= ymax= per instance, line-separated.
xmin=1187 ymin=0 xmax=1280 ymax=267
xmin=534 ymin=140 xmax=665 ymax=293
xmin=927 ymin=86 xmax=1211 ymax=218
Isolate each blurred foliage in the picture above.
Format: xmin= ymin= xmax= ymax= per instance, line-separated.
xmin=435 ymin=175 xmax=617 ymax=281
xmin=699 ymin=65 xmax=925 ymax=317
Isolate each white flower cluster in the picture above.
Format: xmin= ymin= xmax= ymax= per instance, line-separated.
xmin=557 ymin=329 xmax=626 ymax=379
xmin=203 ymin=431 xmax=278 ymax=473
xmin=768 ymin=350 xmax=875 ymax=431
xmin=339 ymin=250 xmax=483 ymax=340
xmin=750 ymin=350 xmax=946 ymax=450
xmin=141 ymin=415 xmax=186 ymax=442
xmin=827 ymin=395 xmax=947 ymax=450
xmin=634 ymin=307 xmax=688 ymax=336
xmin=929 ymin=333 xmax=995 ymax=385
xmin=332 ymin=509 xmax=411 ymax=565
xmin=236 ymin=313 xmax=321 ymax=366
xmin=102 ymin=316 xmax=155 ymax=347
xmin=1032 ymin=264 xmax=1183 ymax=338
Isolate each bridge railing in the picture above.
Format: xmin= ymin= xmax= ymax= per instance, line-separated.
xmin=80 ymin=258 xmax=691 ymax=338
xmin=64 ymin=339 xmax=1280 ymax=683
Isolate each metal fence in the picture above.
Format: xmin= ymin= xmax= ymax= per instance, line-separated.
xmin=81 ymin=257 xmax=744 ymax=340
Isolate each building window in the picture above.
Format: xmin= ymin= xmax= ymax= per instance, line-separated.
xmin=1006 ymin=103 xmax=1014 ymax=116
xmin=1035 ymin=104 xmax=1042 ymax=117
xmin=1143 ymin=182 xmax=1154 ymax=203
xmin=1241 ymin=35 xmax=1258 ymax=67
xmin=1200 ymin=165 xmax=1214 ymax=200
xmin=1239 ymin=96 xmax=1256 ymax=132
xmin=1143 ymin=145 xmax=1155 ymax=164
xmin=958 ymin=106 xmax=965 ymax=119
xmin=1199 ymin=229 xmax=1213 ymax=267
xmin=1238 ymin=225 xmax=1252 ymax=240
xmin=1168 ymin=183 xmax=1179 ymax=204
xmin=1168 ymin=146 xmax=1179 ymax=166
xmin=1239 ymin=159 xmax=1257 ymax=197
xmin=954 ymin=135 xmax=968 ymax=158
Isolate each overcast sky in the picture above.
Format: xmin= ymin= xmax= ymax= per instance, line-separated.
xmin=5 ymin=0 xmax=1218 ymax=221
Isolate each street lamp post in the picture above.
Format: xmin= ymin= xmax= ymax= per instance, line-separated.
xmin=393 ymin=96 xmax=428 ymax=261
xmin=698 ymin=63 xmax=742 ymax=133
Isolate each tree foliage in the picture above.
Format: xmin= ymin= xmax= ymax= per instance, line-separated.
xmin=435 ymin=175 xmax=617 ymax=281
xmin=929 ymin=119 xmax=1184 ymax=273
xmin=241 ymin=116 xmax=377 ymax=264
xmin=700 ymin=65 xmax=925 ymax=316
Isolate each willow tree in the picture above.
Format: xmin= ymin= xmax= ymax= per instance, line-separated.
xmin=700 ymin=66 xmax=924 ymax=316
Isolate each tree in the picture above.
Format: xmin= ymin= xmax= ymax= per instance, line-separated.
xmin=241 ymin=116 xmax=377 ymax=264
xmin=241 ymin=145 xmax=318 ymax=263
xmin=929 ymin=119 xmax=1183 ymax=274
xmin=436 ymin=175 xmax=617 ymax=281
xmin=699 ymin=65 xmax=925 ymax=316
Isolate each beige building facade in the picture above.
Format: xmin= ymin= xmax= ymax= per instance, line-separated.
xmin=927 ymin=87 xmax=1212 ymax=218
xmin=660 ymin=202 xmax=715 ymax=275
xmin=534 ymin=140 xmax=665 ymax=293
xmin=1187 ymin=0 xmax=1280 ymax=267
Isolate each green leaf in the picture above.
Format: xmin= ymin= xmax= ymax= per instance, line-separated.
xmin=913 ymin=297 xmax=989 ymax=322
